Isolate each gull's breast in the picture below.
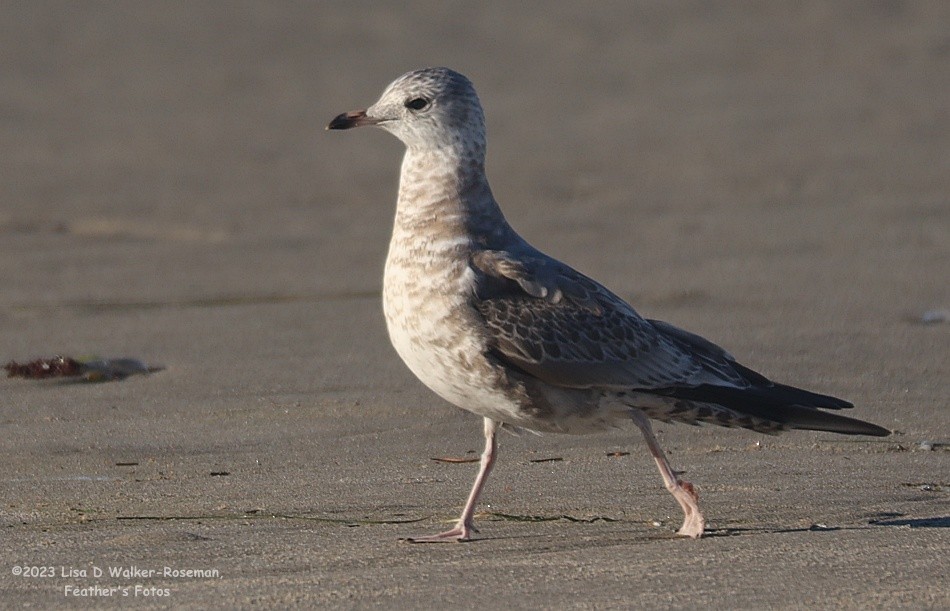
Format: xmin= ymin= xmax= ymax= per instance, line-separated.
xmin=382 ymin=234 xmax=522 ymax=421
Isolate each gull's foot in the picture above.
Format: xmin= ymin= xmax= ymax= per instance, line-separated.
xmin=676 ymin=513 xmax=706 ymax=538
xmin=674 ymin=480 xmax=705 ymax=538
xmin=403 ymin=522 xmax=477 ymax=543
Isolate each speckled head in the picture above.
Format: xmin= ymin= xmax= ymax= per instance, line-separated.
xmin=328 ymin=67 xmax=486 ymax=157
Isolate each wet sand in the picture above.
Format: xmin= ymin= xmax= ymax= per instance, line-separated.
xmin=2 ymin=2 xmax=948 ymax=608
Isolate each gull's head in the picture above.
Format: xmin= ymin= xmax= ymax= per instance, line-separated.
xmin=327 ymin=67 xmax=486 ymax=156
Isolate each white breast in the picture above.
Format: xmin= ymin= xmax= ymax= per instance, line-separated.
xmin=382 ymin=236 xmax=523 ymax=423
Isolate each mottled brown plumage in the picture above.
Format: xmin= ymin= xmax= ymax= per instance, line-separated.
xmin=327 ymin=67 xmax=889 ymax=542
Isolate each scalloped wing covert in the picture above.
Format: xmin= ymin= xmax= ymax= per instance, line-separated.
xmin=471 ymin=249 xmax=753 ymax=390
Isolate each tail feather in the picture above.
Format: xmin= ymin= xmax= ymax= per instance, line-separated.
xmin=651 ymin=383 xmax=889 ymax=437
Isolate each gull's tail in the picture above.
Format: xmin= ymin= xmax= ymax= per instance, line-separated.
xmin=648 ymin=381 xmax=890 ymax=436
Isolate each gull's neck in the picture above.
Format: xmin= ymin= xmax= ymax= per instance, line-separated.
xmin=393 ymin=147 xmax=513 ymax=246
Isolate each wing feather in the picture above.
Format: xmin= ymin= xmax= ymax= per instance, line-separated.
xmin=471 ymin=249 xmax=747 ymax=390
xmin=468 ymin=248 xmax=888 ymax=437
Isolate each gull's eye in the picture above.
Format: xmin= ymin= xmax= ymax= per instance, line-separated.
xmin=405 ymin=97 xmax=430 ymax=111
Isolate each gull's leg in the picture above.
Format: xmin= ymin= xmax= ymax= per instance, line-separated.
xmin=630 ymin=411 xmax=705 ymax=538
xmin=406 ymin=417 xmax=499 ymax=543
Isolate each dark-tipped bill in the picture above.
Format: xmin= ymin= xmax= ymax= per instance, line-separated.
xmin=327 ymin=110 xmax=380 ymax=130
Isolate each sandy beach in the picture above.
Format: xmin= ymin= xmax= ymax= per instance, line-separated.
xmin=2 ymin=2 xmax=948 ymax=608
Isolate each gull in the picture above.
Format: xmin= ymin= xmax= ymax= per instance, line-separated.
xmin=327 ymin=67 xmax=889 ymax=541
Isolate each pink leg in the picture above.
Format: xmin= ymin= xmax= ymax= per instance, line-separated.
xmin=631 ymin=411 xmax=705 ymax=538
xmin=406 ymin=417 xmax=499 ymax=543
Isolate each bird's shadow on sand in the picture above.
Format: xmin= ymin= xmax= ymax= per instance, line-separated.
xmin=395 ymin=516 xmax=950 ymax=548
xmin=704 ymin=515 xmax=950 ymax=537
xmin=402 ymin=517 xmax=950 ymax=546
xmin=867 ymin=516 xmax=950 ymax=528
